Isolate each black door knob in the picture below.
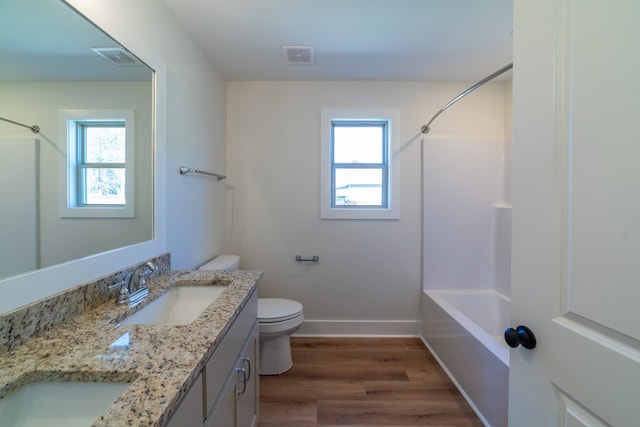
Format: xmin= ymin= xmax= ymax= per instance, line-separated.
xmin=504 ymin=325 xmax=537 ymax=349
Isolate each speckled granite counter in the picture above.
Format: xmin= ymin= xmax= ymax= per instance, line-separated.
xmin=0 ymin=269 xmax=262 ymax=427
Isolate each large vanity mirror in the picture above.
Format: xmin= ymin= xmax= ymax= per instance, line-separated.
xmin=0 ymin=0 xmax=155 ymax=284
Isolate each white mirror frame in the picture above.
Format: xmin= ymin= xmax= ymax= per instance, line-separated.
xmin=0 ymin=0 xmax=167 ymax=313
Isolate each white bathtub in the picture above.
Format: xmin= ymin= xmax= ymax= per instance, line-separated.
xmin=421 ymin=290 xmax=510 ymax=427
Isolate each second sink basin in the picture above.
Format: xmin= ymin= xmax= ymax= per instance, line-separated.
xmin=0 ymin=381 xmax=130 ymax=427
xmin=120 ymin=286 xmax=226 ymax=326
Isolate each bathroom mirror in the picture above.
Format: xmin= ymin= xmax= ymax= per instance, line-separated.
xmin=0 ymin=0 xmax=154 ymax=281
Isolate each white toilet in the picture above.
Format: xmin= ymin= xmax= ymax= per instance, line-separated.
xmin=257 ymin=297 xmax=303 ymax=375
xmin=198 ymin=255 xmax=304 ymax=375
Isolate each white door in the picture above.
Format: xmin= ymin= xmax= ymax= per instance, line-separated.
xmin=510 ymin=0 xmax=640 ymax=425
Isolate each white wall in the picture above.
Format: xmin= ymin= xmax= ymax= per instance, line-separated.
xmin=0 ymin=0 xmax=227 ymax=313
xmin=226 ymin=80 xmax=507 ymax=335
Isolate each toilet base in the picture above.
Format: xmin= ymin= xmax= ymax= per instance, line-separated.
xmin=259 ymin=334 xmax=293 ymax=375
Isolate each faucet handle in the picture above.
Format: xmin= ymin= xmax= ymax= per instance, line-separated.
xmin=144 ymin=261 xmax=157 ymax=274
xmin=138 ymin=276 xmax=148 ymax=290
xmin=137 ymin=264 xmax=155 ymax=287
xmin=117 ymin=284 xmax=131 ymax=305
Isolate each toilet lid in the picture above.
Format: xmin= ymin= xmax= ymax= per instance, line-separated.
xmin=258 ymin=298 xmax=303 ymax=323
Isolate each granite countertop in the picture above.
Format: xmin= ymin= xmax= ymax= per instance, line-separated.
xmin=0 ymin=269 xmax=262 ymax=427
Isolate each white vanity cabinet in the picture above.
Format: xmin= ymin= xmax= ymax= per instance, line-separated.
xmin=167 ymin=289 xmax=258 ymax=427
xmin=204 ymin=322 xmax=258 ymax=427
xmin=203 ymin=289 xmax=259 ymax=427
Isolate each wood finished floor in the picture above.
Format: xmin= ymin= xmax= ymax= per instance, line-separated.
xmin=258 ymin=337 xmax=483 ymax=426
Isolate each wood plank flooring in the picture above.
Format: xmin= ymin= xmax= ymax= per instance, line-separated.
xmin=258 ymin=337 xmax=483 ymax=426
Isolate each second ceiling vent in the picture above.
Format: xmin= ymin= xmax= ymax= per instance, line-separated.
xmin=281 ymin=45 xmax=315 ymax=65
xmin=91 ymin=47 xmax=140 ymax=65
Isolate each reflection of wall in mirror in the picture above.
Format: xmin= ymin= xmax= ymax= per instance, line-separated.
xmin=0 ymin=138 xmax=37 ymax=277
xmin=0 ymin=80 xmax=153 ymax=278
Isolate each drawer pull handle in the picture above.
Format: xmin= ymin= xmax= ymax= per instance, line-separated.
xmin=241 ymin=356 xmax=252 ymax=382
xmin=236 ymin=367 xmax=248 ymax=395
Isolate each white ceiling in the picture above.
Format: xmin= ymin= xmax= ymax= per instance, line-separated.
xmin=163 ymin=0 xmax=513 ymax=82
xmin=1 ymin=0 xmax=512 ymax=83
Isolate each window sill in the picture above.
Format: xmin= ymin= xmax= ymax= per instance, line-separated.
xmin=320 ymin=207 xmax=400 ymax=220
xmin=60 ymin=206 xmax=134 ymax=218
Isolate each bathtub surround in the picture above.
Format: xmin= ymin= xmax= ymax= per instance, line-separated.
xmin=0 ymin=254 xmax=170 ymax=354
xmin=420 ymin=135 xmax=512 ymax=426
xmin=494 ymin=204 xmax=512 ymax=298
xmin=422 ymin=138 xmax=505 ymax=292
xmin=419 ymin=81 xmax=512 ymax=425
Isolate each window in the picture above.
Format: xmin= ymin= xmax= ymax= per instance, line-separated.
xmin=59 ymin=110 xmax=135 ymax=218
xmin=332 ymin=121 xmax=388 ymax=208
xmin=76 ymin=121 xmax=126 ymax=205
xmin=321 ymin=108 xmax=401 ymax=220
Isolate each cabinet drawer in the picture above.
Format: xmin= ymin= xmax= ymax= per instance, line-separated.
xmin=204 ymin=289 xmax=257 ymax=414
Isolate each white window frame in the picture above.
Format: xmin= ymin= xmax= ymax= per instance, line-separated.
xmin=59 ymin=109 xmax=135 ymax=218
xmin=321 ymin=108 xmax=401 ymax=220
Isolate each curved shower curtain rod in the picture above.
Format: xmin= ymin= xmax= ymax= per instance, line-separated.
xmin=421 ymin=62 xmax=513 ymax=134
xmin=0 ymin=116 xmax=40 ymax=134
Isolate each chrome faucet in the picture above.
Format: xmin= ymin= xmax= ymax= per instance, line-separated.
xmin=117 ymin=261 xmax=157 ymax=306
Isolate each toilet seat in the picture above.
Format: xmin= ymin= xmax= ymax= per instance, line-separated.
xmin=258 ymin=298 xmax=303 ymax=323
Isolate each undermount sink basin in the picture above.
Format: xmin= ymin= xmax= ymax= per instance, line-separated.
xmin=0 ymin=381 xmax=130 ymax=427
xmin=120 ymin=286 xmax=226 ymax=326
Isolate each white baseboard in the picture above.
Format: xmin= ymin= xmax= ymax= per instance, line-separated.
xmin=294 ymin=319 xmax=420 ymax=337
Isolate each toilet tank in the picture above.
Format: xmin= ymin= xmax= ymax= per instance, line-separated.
xmin=198 ymin=255 xmax=240 ymax=271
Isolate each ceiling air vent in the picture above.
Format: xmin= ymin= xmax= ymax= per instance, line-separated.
xmin=281 ymin=45 xmax=315 ymax=65
xmin=91 ymin=47 xmax=140 ymax=65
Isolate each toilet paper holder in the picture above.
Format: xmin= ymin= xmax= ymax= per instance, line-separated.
xmin=295 ymin=255 xmax=319 ymax=262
